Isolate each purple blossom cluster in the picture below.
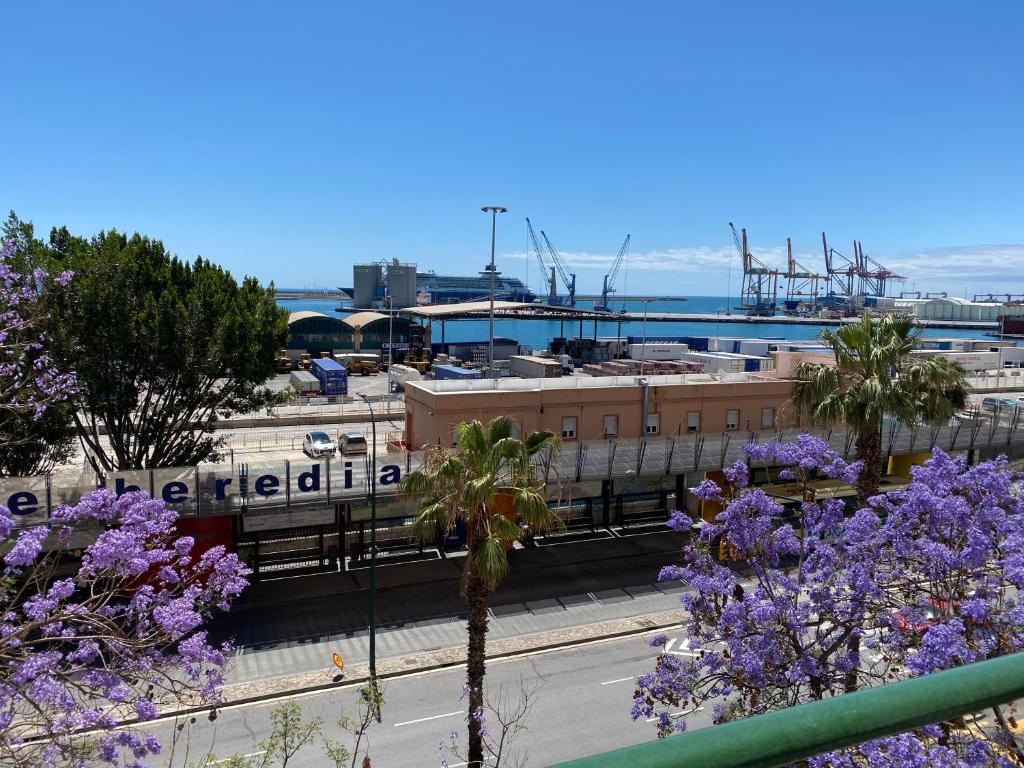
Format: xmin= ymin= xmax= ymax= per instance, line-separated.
xmin=634 ymin=435 xmax=1024 ymax=765
xmin=0 ymin=239 xmax=77 ymax=421
xmin=0 ymin=489 xmax=249 ymax=767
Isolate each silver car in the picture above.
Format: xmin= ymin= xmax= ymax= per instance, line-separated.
xmin=340 ymin=432 xmax=368 ymax=455
xmin=303 ymin=431 xmax=336 ymax=458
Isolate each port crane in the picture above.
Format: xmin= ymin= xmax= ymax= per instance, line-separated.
xmin=822 ymin=232 xmax=857 ymax=298
xmin=783 ymin=237 xmax=822 ymax=311
xmin=526 ymin=218 xmax=559 ymax=304
xmin=540 ymin=230 xmax=577 ymax=307
xmin=731 ymin=223 xmax=780 ymax=315
xmin=853 ymin=240 xmax=905 ymax=297
xmin=595 ymin=234 xmax=631 ymax=311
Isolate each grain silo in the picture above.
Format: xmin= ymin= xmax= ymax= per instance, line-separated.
xmin=353 ymin=263 xmax=383 ymax=308
xmin=386 ymin=259 xmax=418 ymax=308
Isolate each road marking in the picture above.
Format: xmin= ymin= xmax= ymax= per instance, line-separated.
xmin=647 ymin=707 xmax=703 ymax=723
xmin=208 ymin=751 xmax=266 ymax=765
xmin=394 ymin=710 xmax=463 ymax=728
xmin=600 ymin=676 xmax=636 ymax=686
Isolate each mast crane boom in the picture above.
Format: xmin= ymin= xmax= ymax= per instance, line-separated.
xmin=540 ymin=230 xmax=577 ymax=307
xmin=596 ymin=234 xmax=631 ymax=311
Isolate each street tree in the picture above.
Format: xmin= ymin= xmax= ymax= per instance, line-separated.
xmin=41 ymin=224 xmax=289 ymax=470
xmin=792 ymin=312 xmax=967 ymax=503
xmin=633 ymin=436 xmax=1024 ymax=765
xmin=401 ymin=417 xmax=560 ymax=767
xmin=0 ymin=227 xmax=78 ymax=475
xmin=0 ymin=489 xmax=250 ymax=767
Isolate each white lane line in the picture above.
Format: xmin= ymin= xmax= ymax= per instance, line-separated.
xmin=393 ymin=710 xmax=463 ymax=728
xmin=208 ymin=751 xmax=266 ymax=765
xmin=647 ymin=708 xmax=704 ymax=720
xmin=600 ymin=676 xmax=636 ymax=686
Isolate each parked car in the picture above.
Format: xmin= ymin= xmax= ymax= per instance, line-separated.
xmin=302 ymin=431 xmax=336 ymax=458
xmin=339 ymin=432 xmax=368 ymax=455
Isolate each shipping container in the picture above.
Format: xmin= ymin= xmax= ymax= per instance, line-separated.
xmin=509 ymin=355 xmax=562 ymax=378
xmin=433 ymin=364 xmax=483 ymax=381
xmin=289 ymin=370 xmax=321 ymax=395
xmin=311 ymin=358 xmax=348 ymax=395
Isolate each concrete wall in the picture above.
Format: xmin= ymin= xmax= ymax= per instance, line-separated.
xmin=404 ymin=377 xmax=795 ymax=448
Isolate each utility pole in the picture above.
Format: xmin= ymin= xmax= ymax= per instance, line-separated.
xmin=357 ymin=393 xmax=380 ymax=719
xmin=481 ymin=206 xmax=507 ymax=376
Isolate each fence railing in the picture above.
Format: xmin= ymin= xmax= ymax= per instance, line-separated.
xmin=550 ymin=652 xmax=1024 ymax=768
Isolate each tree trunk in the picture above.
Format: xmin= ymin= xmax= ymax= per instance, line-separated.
xmin=854 ymin=427 xmax=882 ymax=506
xmin=465 ymin=567 xmax=490 ymax=767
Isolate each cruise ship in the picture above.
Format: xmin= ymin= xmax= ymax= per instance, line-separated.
xmin=415 ymin=270 xmax=536 ymax=304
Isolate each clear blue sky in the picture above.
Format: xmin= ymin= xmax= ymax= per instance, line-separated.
xmin=4 ymin=1 xmax=1023 ymax=297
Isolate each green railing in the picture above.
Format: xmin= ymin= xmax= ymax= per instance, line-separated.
xmin=550 ymin=652 xmax=1024 ymax=768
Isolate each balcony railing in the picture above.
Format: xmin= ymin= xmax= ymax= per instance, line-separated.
xmin=549 ymin=652 xmax=1024 ymax=768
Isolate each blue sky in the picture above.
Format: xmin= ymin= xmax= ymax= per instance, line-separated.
xmin=4 ymin=1 xmax=1023 ymax=297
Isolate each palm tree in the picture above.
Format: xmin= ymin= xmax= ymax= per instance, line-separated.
xmin=792 ymin=312 xmax=967 ymax=504
xmin=400 ymin=417 xmax=561 ymax=767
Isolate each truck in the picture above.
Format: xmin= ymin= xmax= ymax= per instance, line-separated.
xmin=509 ymin=355 xmax=562 ymax=379
xmin=312 ymin=358 xmax=349 ymax=396
xmin=333 ymin=352 xmax=380 ymax=376
xmin=275 ymin=349 xmax=292 ymax=373
xmin=289 ymin=370 xmax=320 ymax=395
xmin=298 ymin=353 xmax=312 ymax=371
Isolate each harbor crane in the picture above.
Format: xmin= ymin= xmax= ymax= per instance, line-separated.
xmin=853 ymin=240 xmax=905 ymax=297
xmin=731 ymin=222 xmax=780 ymax=316
xmin=540 ymin=230 xmax=577 ymax=307
xmin=526 ymin=218 xmax=559 ymax=304
xmin=595 ymin=234 xmax=631 ymax=311
xmin=822 ymin=232 xmax=857 ymax=298
xmin=783 ymin=237 xmax=822 ymax=312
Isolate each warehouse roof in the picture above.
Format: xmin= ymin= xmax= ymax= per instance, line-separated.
xmin=342 ymin=311 xmax=391 ymax=328
xmin=288 ymin=311 xmax=330 ymax=323
xmin=402 ymin=300 xmax=610 ymax=321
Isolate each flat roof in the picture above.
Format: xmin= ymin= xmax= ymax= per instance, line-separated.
xmin=408 ymin=371 xmax=770 ymax=394
xmin=401 ymin=301 xmax=611 ymax=320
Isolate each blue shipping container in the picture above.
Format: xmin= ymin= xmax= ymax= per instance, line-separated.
xmin=312 ymin=358 xmax=348 ymax=394
xmin=433 ymin=364 xmax=483 ymax=381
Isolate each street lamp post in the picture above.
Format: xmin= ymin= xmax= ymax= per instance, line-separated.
xmin=357 ymin=392 xmax=379 ymax=712
xmin=481 ymin=206 xmax=507 ymax=376
xmin=386 ymin=293 xmax=394 ymax=392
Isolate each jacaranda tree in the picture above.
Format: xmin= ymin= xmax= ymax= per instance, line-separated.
xmin=401 ymin=417 xmax=560 ymax=768
xmin=0 ymin=233 xmax=77 ymax=475
xmin=0 ymin=490 xmax=250 ymax=767
xmin=633 ymin=436 xmax=1024 ymax=766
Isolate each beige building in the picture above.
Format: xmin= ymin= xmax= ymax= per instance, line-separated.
xmin=403 ymin=373 xmax=796 ymax=449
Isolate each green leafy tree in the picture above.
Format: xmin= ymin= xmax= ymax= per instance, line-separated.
xmin=41 ymin=225 xmax=289 ymax=470
xmin=400 ymin=418 xmax=560 ymax=768
xmin=792 ymin=312 xmax=967 ymax=502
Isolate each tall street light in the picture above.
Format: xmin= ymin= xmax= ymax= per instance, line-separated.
xmin=481 ymin=205 xmax=507 ymax=377
xmin=357 ymin=392 xmax=380 ymax=715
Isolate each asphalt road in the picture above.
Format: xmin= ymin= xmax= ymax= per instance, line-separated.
xmin=145 ymin=631 xmax=709 ymax=767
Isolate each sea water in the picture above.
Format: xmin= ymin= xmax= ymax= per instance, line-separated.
xmin=277 ymin=296 xmax=1009 ymax=351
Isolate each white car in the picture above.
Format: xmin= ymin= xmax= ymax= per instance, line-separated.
xmin=302 ymin=431 xmax=336 ymax=458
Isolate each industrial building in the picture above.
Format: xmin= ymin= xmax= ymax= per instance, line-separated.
xmin=287 ymin=310 xmax=414 ymax=358
xmin=350 ymin=259 xmax=536 ymax=309
xmin=352 ymin=259 xmax=418 ymax=309
xmin=403 ymin=373 xmax=793 ymax=448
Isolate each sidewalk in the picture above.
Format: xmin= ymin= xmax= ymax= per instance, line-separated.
xmin=211 ymin=529 xmax=690 ymax=700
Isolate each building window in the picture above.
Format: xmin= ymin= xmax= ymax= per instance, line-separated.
xmin=645 ymin=413 xmax=660 ymax=435
xmin=725 ymin=409 xmax=739 ymax=431
xmin=562 ymin=416 xmax=577 ymax=440
xmin=603 ymin=415 xmax=618 ymax=438
xmin=761 ymin=407 xmax=775 ymax=429
xmin=686 ymin=411 xmax=700 ymax=433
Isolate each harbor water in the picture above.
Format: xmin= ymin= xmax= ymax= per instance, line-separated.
xmin=277 ymin=296 xmax=1010 ymax=350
